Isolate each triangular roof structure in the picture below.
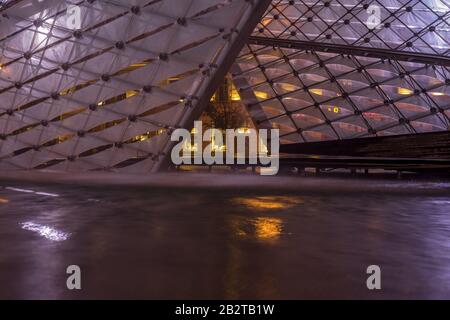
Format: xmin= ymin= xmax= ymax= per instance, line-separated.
xmin=232 ymin=0 xmax=450 ymax=145
xmin=0 ymin=0 xmax=270 ymax=172
xmin=1 ymin=0 xmax=449 ymax=172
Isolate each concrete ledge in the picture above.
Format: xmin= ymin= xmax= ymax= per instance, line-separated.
xmin=1 ymin=170 xmax=450 ymax=196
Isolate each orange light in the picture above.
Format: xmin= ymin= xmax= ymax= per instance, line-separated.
xmin=261 ymin=18 xmax=272 ymax=26
xmin=254 ymin=217 xmax=283 ymax=240
xmin=233 ymin=196 xmax=303 ymax=210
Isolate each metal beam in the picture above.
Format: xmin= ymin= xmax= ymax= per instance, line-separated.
xmin=248 ymin=36 xmax=450 ymax=67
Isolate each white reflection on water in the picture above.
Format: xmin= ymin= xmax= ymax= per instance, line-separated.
xmin=20 ymin=222 xmax=70 ymax=242
xmin=5 ymin=187 xmax=59 ymax=197
xmin=429 ymin=200 xmax=450 ymax=205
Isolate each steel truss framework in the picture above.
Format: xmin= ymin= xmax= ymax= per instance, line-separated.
xmin=1 ymin=0 xmax=450 ymax=173
xmin=232 ymin=0 xmax=450 ymax=144
xmin=0 ymin=0 xmax=270 ymax=172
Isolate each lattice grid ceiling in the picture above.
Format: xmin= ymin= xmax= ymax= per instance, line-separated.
xmin=232 ymin=0 xmax=450 ymax=144
xmin=0 ymin=0 xmax=266 ymax=172
xmin=1 ymin=0 xmax=450 ymax=172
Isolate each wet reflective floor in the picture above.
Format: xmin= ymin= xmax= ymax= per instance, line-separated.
xmin=1 ymin=176 xmax=450 ymax=299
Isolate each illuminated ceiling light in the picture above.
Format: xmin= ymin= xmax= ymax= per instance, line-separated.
xmin=327 ymin=106 xmax=341 ymax=113
xmin=125 ymin=90 xmax=139 ymax=99
xmin=183 ymin=141 xmax=198 ymax=152
xmin=397 ymin=87 xmax=413 ymax=95
xmin=254 ymin=90 xmax=268 ymax=99
xmin=261 ymin=17 xmax=272 ymax=26
xmin=231 ymin=88 xmax=241 ymax=101
xmin=309 ymin=88 xmax=323 ymax=96
xmin=166 ymin=77 xmax=180 ymax=85
xmin=36 ymin=18 xmax=54 ymax=42
xmin=237 ymin=127 xmax=250 ymax=134
xmin=279 ymin=83 xmax=298 ymax=92
xmin=430 ymin=92 xmax=445 ymax=96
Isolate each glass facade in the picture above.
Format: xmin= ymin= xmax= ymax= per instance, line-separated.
xmin=232 ymin=0 xmax=450 ymax=144
xmin=0 ymin=0 xmax=449 ymax=171
xmin=0 ymin=0 xmax=266 ymax=171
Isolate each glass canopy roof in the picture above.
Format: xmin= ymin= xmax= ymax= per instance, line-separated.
xmin=253 ymin=0 xmax=450 ymax=56
xmin=0 ymin=0 xmax=266 ymax=172
xmin=1 ymin=0 xmax=449 ymax=172
xmin=232 ymin=0 xmax=450 ymax=144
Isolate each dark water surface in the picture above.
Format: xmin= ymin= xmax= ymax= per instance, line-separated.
xmin=1 ymin=175 xmax=450 ymax=299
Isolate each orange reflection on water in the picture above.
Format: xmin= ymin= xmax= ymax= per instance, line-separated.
xmin=233 ymin=196 xmax=302 ymax=211
xmin=254 ymin=217 xmax=283 ymax=240
xmin=0 ymin=197 xmax=9 ymax=204
xmin=231 ymin=216 xmax=284 ymax=241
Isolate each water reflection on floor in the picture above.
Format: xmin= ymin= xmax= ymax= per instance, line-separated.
xmin=1 ymin=177 xmax=450 ymax=299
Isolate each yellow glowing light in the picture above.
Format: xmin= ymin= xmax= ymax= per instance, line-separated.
xmin=254 ymin=217 xmax=283 ymax=240
xmin=254 ymin=90 xmax=268 ymax=99
xmin=184 ymin=141 xmax=198 ymax=152
xmin=327 ymin=106 xmax=341 ymax=113
xmin=398 ymin=87 xmax=413 ymax=95
xmin=138 ymin=134 xmax=149 ymax=142
xmin=125 ymin=90 xmax=139 ymax=99
xmin=131 ymin=63 xmax=147 ymax=68
xmin=211 ymin=143 xmax=226 ymax=152
xmin=231 ymin=88 xmax=241 ymax=101
xmin=309 ymin=88 xmax=323 ymax=96
xmin=0 ymin=197 xmax=9 ymax=204
xmin=233 ymin=196 xmax=303 ymax=211
xmin=279 ymin=83 xmax=298 ymax=92
xmin=167 ymin=77 xmax=180 ymax=84
xmin=430 ymin=92 xmax=445 ymax=96
xmin=261 ymin=17 xmax=272 ymax=26
xmin=208 ymin=129 xmax=225 ymax=152
xmin=237 ymin=127 xmax=250 ymax=134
